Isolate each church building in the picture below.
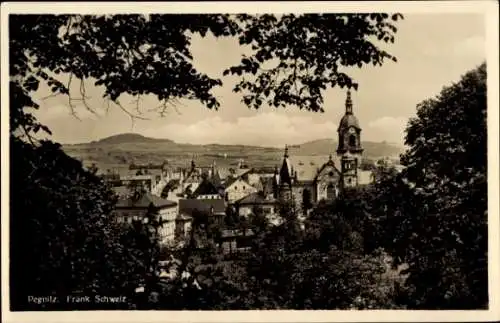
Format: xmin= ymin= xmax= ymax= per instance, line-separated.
xmin=274 ymin=90 xmax=365 ymax=214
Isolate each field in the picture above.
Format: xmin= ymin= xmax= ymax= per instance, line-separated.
xmin=63 ymin=133 xmax=404 ymax=175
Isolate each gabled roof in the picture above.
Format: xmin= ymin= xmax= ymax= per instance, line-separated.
xmin=178 ymin=198 xmax=225 ymax=216
xmin=315 ymin=157 xmax=341 ymax=178
xmin=288 ymin=155 xmax=341 ymax=182
xmin=224 ymin=177 xmax=253 ymax=191
xmin=116 ymin=191 xmax=177 ymax=209
xmin=233 ymin=168 xmax=252 ymax=179
xmin=210 ymin=170 xmax=223 ymax=188
xmin=193 ymin=178 xmax=220 ymax=196
xmin=216 ymin=168 xmax=232 ymax=179
xmin=260 ymin=177 xmax=276 ymax=196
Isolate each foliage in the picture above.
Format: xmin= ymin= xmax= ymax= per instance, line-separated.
xmin=8 ymin=12 xmax=405 ymax=310
xmin=10 ymin=13 xmax=403 ymax=138
xmin=9 ymin=137 xmax=143 ymax=310
xmin=301 ymin=188 xmax=313 ymax=212
xmin=224 ymin=13 xmax=403 ymax=111
xmin=375 ymin=63 xmax=488 ymax=309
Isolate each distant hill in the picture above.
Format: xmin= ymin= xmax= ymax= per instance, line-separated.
xmin=86 ymin=133 xmax=175 ymax=145
xmin=63 ymin=133 xmax=404 ymax=173
xmin=294 ymin=138 xmax=403 ymax=158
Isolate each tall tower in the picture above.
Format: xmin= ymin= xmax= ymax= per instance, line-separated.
xmin=278 ymin=145 xmax=293 ymax=202
xmin=336 ymin=90 xmax=363 ymax=189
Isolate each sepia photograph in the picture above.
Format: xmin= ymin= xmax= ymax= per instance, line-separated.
xmin=1 ymin=1 xmax=499 ymax=322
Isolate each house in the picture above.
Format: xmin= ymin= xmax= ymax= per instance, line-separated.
xmin=235 ymin=192 xmax=279 ymax=218
xmin=106 ymin=174 xmax=164 ymax=196
xmin=178 ymin=198 xmax=226 ymax=224
xmin=192 ymin=177 xmax=223 ymax=200
xmin=175 ymin=213 xmax=193 ymax=243
xmin=181 ymin=159 xmax=204 ymax=193
xmin=220 ymin=228 xmax=255 ymax=254
xmin=114 ymin=191 xmax=178 ymax=246
xmin=224 ymin=178 xmax=258 ymax=204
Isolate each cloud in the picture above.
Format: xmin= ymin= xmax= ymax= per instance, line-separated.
xmin=34 ymin=103 xmax=106 ymax=122
xmin=142 ymin=112 xmax=338 ymax=147
xmin=367 ymin=116 xmax=408 ymax=143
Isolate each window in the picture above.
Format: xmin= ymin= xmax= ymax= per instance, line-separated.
xmin=326 ymin=184 xmax=336 ymax=200
xmin=328 ymin=171 xmax=334 ymax=177
xmin=235 ymin=186 xmax=238 ymax=190
xmin=349 ymin=134 xmax=356 ymax=147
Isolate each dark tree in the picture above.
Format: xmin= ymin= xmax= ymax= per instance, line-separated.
xmin=379 ymin=63 xmax=487 ymax=309
xmin=10 ymin=138 xmax=142 ymax=310
xmin=8 ymin=13 xmax=403 ymax=310
xmin=10 ymin=13 xmax=402 ymax=139
xmin=302 ymin=188 xmax=313 ymax=212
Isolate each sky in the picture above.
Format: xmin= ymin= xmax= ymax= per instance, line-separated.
xmin=32 ymin=13 xmax=486 ymax=147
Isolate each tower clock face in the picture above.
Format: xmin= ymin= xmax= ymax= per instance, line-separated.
xmin=348 ymin=127 xmax=356 ymax=134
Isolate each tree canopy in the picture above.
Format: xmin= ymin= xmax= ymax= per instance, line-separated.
xmin=375 ymin=63 xmax=488 ymax=309
xmin=10 ymin=13 xmax=402 ymax=139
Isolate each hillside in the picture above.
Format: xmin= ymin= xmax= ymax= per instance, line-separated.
xmin=63 ymin=133 xmax=404 ymax=174
xmin=294 ymin=138 xmax=403 ymax=157
xmin=85 ymin=133 xmax=175 ymax=145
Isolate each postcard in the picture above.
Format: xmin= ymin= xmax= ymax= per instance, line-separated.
xmin=1 ymin=1 xmax=499 ymax=322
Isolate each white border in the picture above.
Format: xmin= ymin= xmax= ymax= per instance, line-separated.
xmin=1 ymin=1 xmax=499 ymax=323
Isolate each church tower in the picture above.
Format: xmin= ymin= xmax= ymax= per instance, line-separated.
xmin=336 ymin=90 xmax=363 ymax=189
xmin=278 ymin=145 xmax=293 ymax=202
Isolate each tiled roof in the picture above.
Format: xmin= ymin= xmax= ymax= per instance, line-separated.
xmin=116 ymin=192 xmax=177 ymax=209
xmin=178 ymin=199 xmax=226 ymax=216
xmin=193 ymin=178 xmax=219 ymax=196
xmin=233 ymin=168 xmax=252 ymax=179
xmin=261 ymin=177 xmax=277 ymax=196
xmin=210 ymin=171 xmax=223 ymax=188
xmin=236 ymin=192 xmax=278 ymax=205
xmin=217 ymin=167 xmax=232 ymax=179
xmin=223 ymin=177 xmax=238 ymax=188
xmin=224 ymin=177 xmax=252 ymax=190
xmin=288 ymin=155 xmax=341 ymax=182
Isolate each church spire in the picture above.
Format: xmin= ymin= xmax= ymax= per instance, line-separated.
xmin=190 ymin=155 xmax=196 ymax=171
xmin=279 ymin=145 xmax=292 ymax=187
xmin=345 ymin=89 xmax=353 ymax=114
